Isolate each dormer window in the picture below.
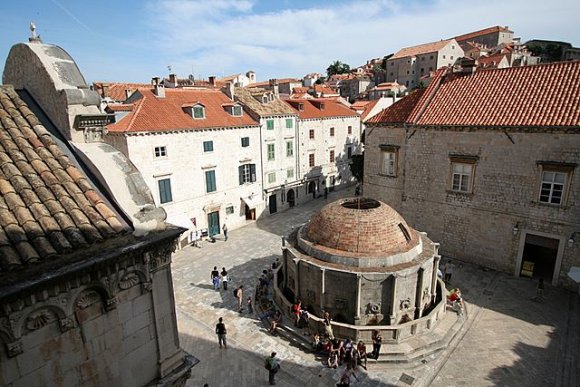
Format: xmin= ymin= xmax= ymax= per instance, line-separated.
xmin=193 ymin=104 xmax=205 ymax=119
xmin=232 ymin=105 xmax=243 ymax=116
xmin=298 ymin=103 xmax=304 ymax=111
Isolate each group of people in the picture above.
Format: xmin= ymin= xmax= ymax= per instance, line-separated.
xmin=210 ymin=266 xmax=230 ymax=291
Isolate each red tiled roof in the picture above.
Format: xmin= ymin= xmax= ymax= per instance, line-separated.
xmin=477 ymin=53 xmax=507 ymax=68
xmin=285 ymin=98 xmax=359 ymax=119
xmin=390 ymin=39 xmax=455 ymax=60
xmin=293 ymin=87 xmax=309 ymax=94
xmin=314 ymin=84 xmax=339 ymax=95
xmin=93 ymin=82 xmax=150 ymax=102
xmin=454 ymin=26 xmax=512 ymax=43
xmin=105 ymin=103 xmax=134 ymax=112
xmin=360 ymin=99 xmax=381 ymax=121
xmin=369 ymin=61 xmax=580 ymax=127
xmin=107 ymin=88 xmax=259 ymax=133
xmin=0 ymin=86 xmax=129 ymax=274
xmin=367 ymin=89 xmax=426 ymax=124
xmin=351 ymin=101 xmax=371 ymax=109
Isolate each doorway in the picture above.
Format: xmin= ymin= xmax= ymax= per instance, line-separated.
xmin=269 ymin=194 xmax=277 ymax=214
xmin=308 ymin=181 xmax=316 ymax=199
xmin=287 ymin=189 xmax=295 ymax=208
xmin=245 ymin=204 xmax=255 ymax=220
xmin=207 ymin=211 xmax=220 ymax=237
xmin=520 ymin=234 xmax=558 ymax=281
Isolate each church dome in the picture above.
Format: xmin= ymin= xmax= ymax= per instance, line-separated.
xmin=303 ymin=197 xmax=419 ymax=256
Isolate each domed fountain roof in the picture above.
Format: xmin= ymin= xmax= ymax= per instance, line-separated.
xmin=304 ymin=197 xmax=420 ymax=256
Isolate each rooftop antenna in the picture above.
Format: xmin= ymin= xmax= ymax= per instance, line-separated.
xmin=29 ymin=21 xmax=42 ymax=43
xmin=167 ymin=65 xmax=172 ymax=74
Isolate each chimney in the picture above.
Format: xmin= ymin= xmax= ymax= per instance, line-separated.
xmin=223 ymin=82 xmax=234 ymax=100
xmin=101 ymin=83 xmax=109 ymax=98
xmin=209 ymin=76 xmax=216 ymax=86
xmin=269 ymin=78 xmax=279 ymax=96
xmin=169 ymin=73 xmax=177 ymax=84
xmin=152 ymin=77 xmax=165 ymax=98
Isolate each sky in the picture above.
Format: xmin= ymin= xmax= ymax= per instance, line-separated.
xmin=1 ymin=0 xmax=579 ymax=84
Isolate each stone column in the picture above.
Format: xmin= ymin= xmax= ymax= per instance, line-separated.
xmin=414 ymin=267 xmax=425 ymax=319
xmin=320 ymin=268 xmax=326 ymax=312
xmin=431 ymin=254 xmax=441 ymax=303
xmin=389 ymin=274 xmax=398 ymax=325
xmin=355 ymin=274 xmax=362 ymax=324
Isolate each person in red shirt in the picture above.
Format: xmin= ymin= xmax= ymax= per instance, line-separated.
xmin=292 ymin=299 xmax=302 ymax=326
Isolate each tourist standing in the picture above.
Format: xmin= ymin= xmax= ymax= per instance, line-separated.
xmin=292 ymin=299 xmax=302 ymax=326
xmin=443 ymin=260 xmax=454 ymax=284
xmin=372 ymin=330 xmax=382 ymax=360
xmin=247 ymin=297 xmax=254 ymax=314
xmin=221 ymin=267 xmax=228 ymax=290
xmin=533 ymin=278 xmax=545 ymax=302
xmin=264 ymin=352 xmax=280 ymax=385
xmin=222 ymin=223 xmax=228 ymax=241
xmin=211 ymin=266 xmax=220 ymax=290
xmin=323 ymin=311 xmax=334 ymax=340
xmin=235 ymin=285 xmax=244 ymax=312
xmin=215 ymin=317 xmax=227 ymax=348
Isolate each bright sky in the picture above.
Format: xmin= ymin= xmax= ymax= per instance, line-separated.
xmin=1 ymin=0 xmax=579 ymax=84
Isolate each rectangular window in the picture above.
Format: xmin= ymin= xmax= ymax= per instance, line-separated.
xmin=309 ymin=129 xmax=314 ymax=139
xmin=268 ymin=172 xmax=276 ymax=184
xmin=286 ymin=118 xmax=293 ymax=129
xmin=287 ymin=168 xmax=294 ymax=179
xmin=330 ymin=127 xmax=335 ymax=137
xmin=205 ymin=170 xmax=216 ymax=193
xmin=203 ymin=140 xmax=213 ymax=152
xmin=158 ymin=178 xmax=172 ymax=204
xmin=381 ymin=151 xmax=397 ymax=176
xmin=241 ymin=137 xmax=250 ymax=147
xmin=347 ymin=146 xmax=352 ymax=159
xmin=266 ymin=119 xmax=274 ymax=130
xmin=286 ymin=141 xmax=293 ymax=157
xmin=267 ymin=143 xmax=275 ymax=161
xmin=451 ymin=163 xmax=473 ymax=193
xmin=233 ymin=105 xmax=242 ymax=116
xmin=238 ymin=164 xmax=256 ymax=185
xmin=193 ymin=106 xmax=205 ymax=119
xmin=309 ymin=153 xmax=315 ymax=167
xmin=330 ymin=150 xmax=335 ymax=163
xmin=226 ymin=206 xmax=234 ymax=215
xmin=540 ymin=171 xmax=566 ymax=205
xmin=348 ymin=126 xmax=352 ymax=135
xmin=154 ymin=146 xmax=167 ymax=157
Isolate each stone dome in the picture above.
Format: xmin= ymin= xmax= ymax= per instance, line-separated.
xmin=304 ymin=197 xmax=420 ymax=256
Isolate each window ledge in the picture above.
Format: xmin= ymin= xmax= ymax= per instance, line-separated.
xmin=378 ymin=173 xmax=398 ymax=178
xmin=445 ymin=190 xmax=473 ymax=197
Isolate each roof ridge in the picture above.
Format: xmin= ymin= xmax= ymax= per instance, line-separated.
xmin=123 ymin=91 xmax=146 ymax=132
xmin=407 ymin=67 xmax=449 ymax=123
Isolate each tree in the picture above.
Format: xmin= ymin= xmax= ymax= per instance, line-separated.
xmin=326 ymin=60 xmax=351 ymax=77
xmin=349 ymin=152 xmax=364 ymax=183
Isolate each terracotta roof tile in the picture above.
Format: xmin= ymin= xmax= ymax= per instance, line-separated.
xmin=369 ymin=61 xmax=580 ymax=127
xmin=390 ymin=39 xmax=455 ymax=60
xmin=0 ymin=86 xmax=129 ymax=274
xmin=107 ymin=87 xmax=259 ymax=133
xmin=93 ymin=82 xmax=150 ymax=102
xmin=454 ymin=26 xmax=512 ymax=43
xmin=235 ymin=87 xmax=297 ymax=116
xmin=285 ymin=98 xmax=359 ymax=119
xmin=360 ymin=99 xmax=381 ymax=121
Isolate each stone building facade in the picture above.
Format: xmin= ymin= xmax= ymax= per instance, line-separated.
xmin=105 ymin=84 xmax=263 ymax=244
xmin=385 ymin=39 xmax=464 ymax=88
xmin=365 ymin=62 xmax=580 ymax=289
xmin=0 ymin=39 xmax=194 ymax=385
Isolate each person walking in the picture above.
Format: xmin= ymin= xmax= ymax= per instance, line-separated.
xmin=215 ymin=317 xmax=227 ymax=348
xmin=222 ymin=223 xmax=228 ymax=241
xmin=235 ymin=285 xmax=244 ymax=312
xmin=211 ymin=266 xmax=220 ymax=290
xmin=338 ymin=364 xmax=359 ymax=386
xmin=443 ymin=260 xmax=454 ymax=284
xmin=247 ymin=297 xmax=254 ymax=314
xmin=221 ymin=267 xmax=229 ymax=290
xmin=533 ymin=278 xmax=545 ymax=302
xmin=372 ymin=330 xmax=382 ymax=360
xmin=264 ymin=352 xmax=281 ymax=385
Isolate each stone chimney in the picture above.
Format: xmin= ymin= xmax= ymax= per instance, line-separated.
xmin=209 ymin=76 xmax=216 ymax=86
xmin=269 ymin=78 xmax=279 ymax=96
xmin=169 ymin=73 xmax=177 ymax=84
xmin=101 ymin=83 xmax=109 ymax=98
xmin=223 ymin=82 xmax=234 ymax=100
xmin=152 ymin=77 xmax=165 ymax=98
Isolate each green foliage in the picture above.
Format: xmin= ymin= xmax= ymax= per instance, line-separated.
xmin=349 ymin=153 xmax=364 ymax=182
xmin=326 ymin=60 xmax=351 ymax=77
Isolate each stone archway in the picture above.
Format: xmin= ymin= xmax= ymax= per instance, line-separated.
xmin=287 ymin=189 xmax=295 ymax=208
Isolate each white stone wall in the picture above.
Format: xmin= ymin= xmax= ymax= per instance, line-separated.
xmin=106 ymin=125 xmax=264 ymax=236
xmin=298 ymin=115 xmax=362 ymax=196
xmin=365 ymin=125 xmax=580 ymax=289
